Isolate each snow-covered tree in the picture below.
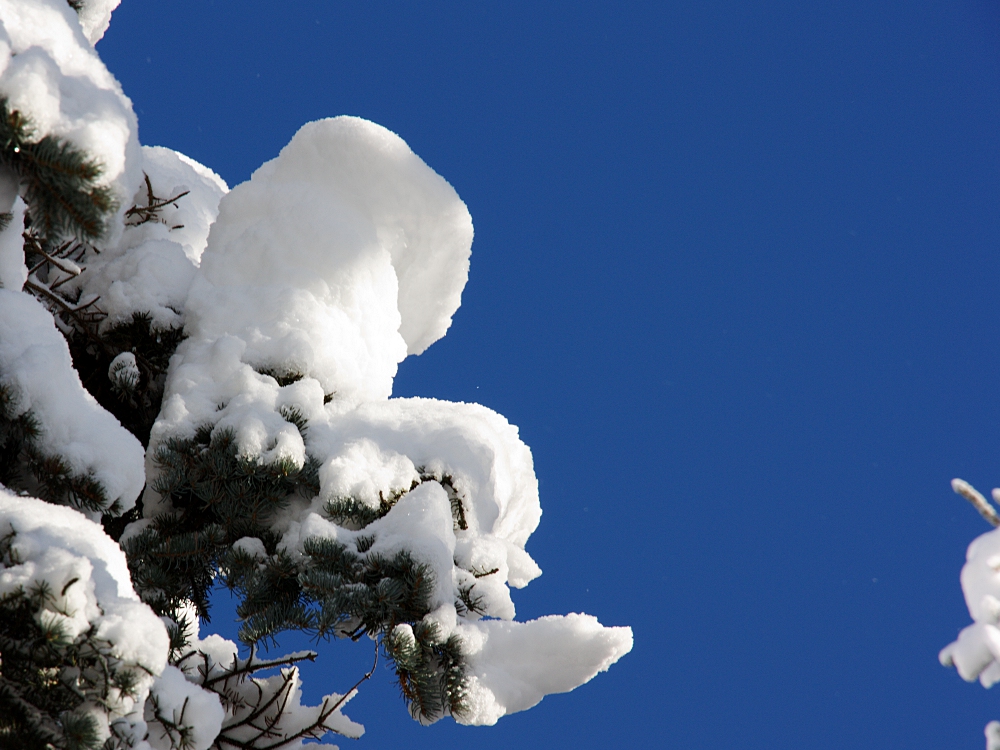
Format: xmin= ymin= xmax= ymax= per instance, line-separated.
xmin=0 ymin=2 xmax=632 ymax=748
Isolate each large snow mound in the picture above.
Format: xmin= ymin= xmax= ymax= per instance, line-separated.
xmin=143 ymin=115 xmax=631 ymax=729
xmin=183 ymin=115 xmax=471 ymax=407
xmin=0 ymin=0 xmax=140 ymax=244
xmin=0 ymin=288 xmax=145 ymax=511
xmin=0 ymin=489 xmax=169 ymax=718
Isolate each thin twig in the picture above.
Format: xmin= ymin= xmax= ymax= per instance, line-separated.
xmin=952 ymin=478 xmax=1000 ymax=527
xmin=203 ymin=651 xmax=317 ymax=689
xmin=124 ymin=173 xmax=189 ymax=226
xmin=23 ymin=279 xmax=106 ymax=342
xmin=30 ymin=244 xmax=81 ymax=279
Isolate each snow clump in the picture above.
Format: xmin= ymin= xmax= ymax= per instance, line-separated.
xmin=941 ymin=524 xmax=1000 ymax=686
xmin=0 ymin=0 xmax=140 ymax=244
xmin=0 ymin=288 xmax=145 ymax=512
xmin=0 ymin=489 xmax=169 ymax=720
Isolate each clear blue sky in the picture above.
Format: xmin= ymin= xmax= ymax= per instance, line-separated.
xmin=100 ymin=2 xmax=1000 ymax=747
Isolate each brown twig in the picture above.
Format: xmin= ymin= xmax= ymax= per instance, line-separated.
xmin=952 ymin=478 xmax=1000 ymax=527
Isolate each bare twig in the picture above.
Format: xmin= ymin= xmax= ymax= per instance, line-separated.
xmin=23 ymin=279 xmax=106 ymax=344
xmin=952 ymin=478 xmax=1000 ymax=527
xmin=214 ymin=643 xmax=377 ymax=750
xmin=125 ymin=173 xmax=189 ymax=227
xmin=203 ymin=651 xmax=317 ymax=689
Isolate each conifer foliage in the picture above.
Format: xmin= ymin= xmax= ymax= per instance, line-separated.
xmin=0 ymin=2 xmax=632 ymax=749
xmin=0 ymin=529 xmax=143 ymax=750
xmin=0 ymin=98 xmax=116 ymax=242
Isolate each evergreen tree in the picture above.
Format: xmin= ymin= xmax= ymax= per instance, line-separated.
xmin=0 ymin=3 xmax=632 ymax=749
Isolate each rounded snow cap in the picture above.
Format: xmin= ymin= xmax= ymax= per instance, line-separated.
xmin=206 ymin=116 xmax=473 ymax=357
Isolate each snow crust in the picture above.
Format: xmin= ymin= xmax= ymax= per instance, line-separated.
xmin=0 ymin=288 xmax=145 ymax=510
xmin=0 ymin=0 xmax=140 ymax=245
xmin=0 ymin=489 xmax=169 ymax=719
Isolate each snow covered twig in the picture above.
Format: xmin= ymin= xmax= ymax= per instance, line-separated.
xmin=952 ymin=478 xmax=1000 ymax=527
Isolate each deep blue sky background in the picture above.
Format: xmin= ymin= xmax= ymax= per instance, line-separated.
xmin=98 ymin=1 xmax=1000 ymax=747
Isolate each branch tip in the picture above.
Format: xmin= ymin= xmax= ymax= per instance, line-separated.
xmin=952 ymin=478 xmax=1000 ymax=527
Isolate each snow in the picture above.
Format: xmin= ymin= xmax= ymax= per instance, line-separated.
xmin=232 ymin=535 xmax=268 ymax=559
xmin=989 ymin=721 xmax=1000 ymax=750
xmin=0 ymin=288 xmax=145 ymax=510
xmin=72 ymin=0 xmax=121 ymax=45
xmin=0 ymin=0 xmax=630 ymax=741
xmin=0 ymin=0 xmax=140 ymax=245
xmin=286 ymin=482 xmax=458 ymax=611
xmin=213 ymin=665 xmax=364 ymax=749
xmin=0 ymin=489 xmax=169 ymax=719
xmin=79 ymin=145 xmax=229 ymax=330
xmin=146 ymin=665 xmax=225 ymax=750
xmin=941 ymin=525 xmax=1000 ymax=686
xmin=163 ymin=610 xmax=363 ymax=749
xmin=200 ymin=116 xmax=471 ymax=360
xmin=456 ymin=613 xmax=634 ymax=725
xmin=109 ymin=350 xmax=139 ymax=389
xmin=164 ymin=116 xmax=469 ymax=422
xmin=0 ymin=196 xmax=25 ymax=290
xmin=138 ymin=115 xmax=632 ymax=727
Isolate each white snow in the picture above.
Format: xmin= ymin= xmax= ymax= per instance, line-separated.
xmin=146 ymin=665 xmax=225 ymax=750
xmin=232 ymin=535 xmax=267 ymax=560
xmin=988 ymin=721 xmax=1000 ymax=750
xmin=0 ymin=0 xmax=630 ymax=741
xmin=164 ymin=116 xmax=470 ymax=422
xmin=0 ymin=288 xmax=145 ymax=510
xmin=162 ymin=609 xmax=363 ymax=749
xmin=941 ymin=525 xmax=1000 ymax=686
xmin=0 ymin=0 xmax=140 ymax=245
xmin=214 ymin=665 xmax=364 ymax=749
xmin=71 ymin=0 xmax=121 ymax=45
xmin=139 ymin=116 xmax=631 ymax=727
xmin=109 ymin=350 xmax=138 ymax=389
xmin=78 ymin=145 xmax=229 ymax=330
xmin=200 ymin=116 xmax=471 ymax=360
xmin=0 ymin=489 xmax=169 ymax=719
xmin=0 ymin=196 xmax=25 ymax=290
xmin=456 ymin=613 xmax=634 ymax=725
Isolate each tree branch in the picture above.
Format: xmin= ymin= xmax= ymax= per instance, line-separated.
xmin=952 ymin=478 xmax=1000 ymax=527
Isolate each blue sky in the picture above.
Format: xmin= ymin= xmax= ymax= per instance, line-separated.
xmin=99 ymin=1 xmax=1000 ymax=747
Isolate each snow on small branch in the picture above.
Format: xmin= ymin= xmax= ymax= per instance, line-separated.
xmin=124 ymin=173 xmax=189 ymax=229
xmin=952 ymin=478 xmax=1000 ymax=527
